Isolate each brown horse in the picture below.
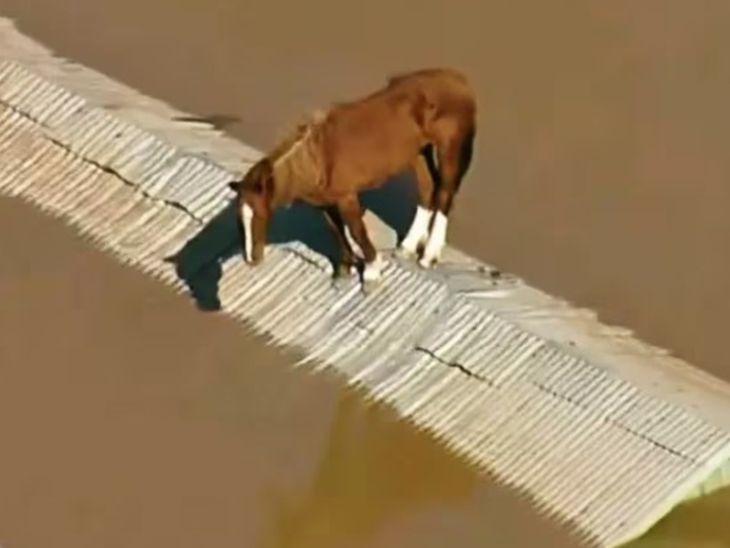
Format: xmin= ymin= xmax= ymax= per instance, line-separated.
xmin=228 ymin=68 xmax=477 ymax=289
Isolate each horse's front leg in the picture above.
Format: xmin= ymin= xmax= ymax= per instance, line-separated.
xmin=322 ymin=206 xmax=357 ymax=280
xmin=337 ymin=194 xmax=384 ymax=290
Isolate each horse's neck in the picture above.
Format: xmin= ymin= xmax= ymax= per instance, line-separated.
xmin=272 ymin=131 xmax=322 ymax=206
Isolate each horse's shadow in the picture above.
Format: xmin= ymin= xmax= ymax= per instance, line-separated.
xmin=165 ymin=171 xmax=418 ymax=311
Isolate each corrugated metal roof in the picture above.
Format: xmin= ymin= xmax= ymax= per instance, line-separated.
xmin=1 ymin=18 xmax=729 ymax=546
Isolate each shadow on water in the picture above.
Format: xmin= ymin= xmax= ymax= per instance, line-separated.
xmin=165 ymin=170 xmax=419 ymax=312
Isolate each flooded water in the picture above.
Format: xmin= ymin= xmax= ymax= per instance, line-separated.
xmin=0 ymin=196 xmax=576 ymax=548
xmin=1 ymin=0 xmax=730 ymax=545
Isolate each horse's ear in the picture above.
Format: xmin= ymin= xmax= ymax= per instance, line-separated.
xmin=228 ymin=180 xmax=242 ymax=192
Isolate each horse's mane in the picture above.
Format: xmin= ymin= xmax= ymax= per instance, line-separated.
xmin=267 ymin=108 xmax=330 ymax=204
xmin=268 ymin=109 xmax=328 ymax=163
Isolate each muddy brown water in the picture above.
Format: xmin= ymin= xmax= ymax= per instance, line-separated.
xmin=0 ymin=197 xmax=579 ymax=548
xmin=0 ymin=0 xmax=729 ymax=546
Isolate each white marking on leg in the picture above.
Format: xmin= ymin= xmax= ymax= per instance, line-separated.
xmin=344 ymin=226 xmax=364 ymax=259
xmin=363 ymin=253 xmax=385 ymax=283
xmin=242 ymin=202 xmax=254 ymax=263
xmin=400 ymin=206 xmax=433 ymax=254
xmin=420 ymin=211 xmax=448 ymax=268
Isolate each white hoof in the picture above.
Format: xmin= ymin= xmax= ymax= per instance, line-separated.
xmin=400 ymin=206 xmax=433 ymax=258
xmin=395 ymin=245 xmax=417 ymax=260
xmin=362 ymin=254 xmax=385 ymax=284
xmin=363 ymin=264 xmax=383 ymax=283
xmin=420 ymin=211 xmax=448 ymax=268
xmin=419 ymin=255 xmax=436 ymax=269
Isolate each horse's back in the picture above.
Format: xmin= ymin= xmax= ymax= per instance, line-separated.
xmin=387 ymin=67 xmax=470 ymax=89
xmin=387 ymin=68 xmax=475 ymax=107
xmin=315 ymin=68 xmax=476 ymax=191
xmin=385 ymin=68 xmax=477 ymax=140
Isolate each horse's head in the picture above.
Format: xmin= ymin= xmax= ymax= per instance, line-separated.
xmin=229 ymin=157 xmax=275 ymax=265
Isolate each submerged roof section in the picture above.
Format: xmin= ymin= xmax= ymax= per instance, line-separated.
xmin=0 ymin=17 xmax=729 ymax=547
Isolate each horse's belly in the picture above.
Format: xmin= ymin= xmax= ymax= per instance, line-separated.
xmin=298 ymin=187 xmax=331 ymax=207
xmin=343 ymin=143 xmax=420 ymax=183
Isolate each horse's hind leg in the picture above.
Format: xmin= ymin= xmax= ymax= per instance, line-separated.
xmin=337 ymin=194 xmax=384 ymax=288
xmin=420 ymin=126 xmax=475 ymax=268
xmin=399 ymin=148 xmax=436 ymax=258
xmin=322 ymin=206 xmax=357 ymax=279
